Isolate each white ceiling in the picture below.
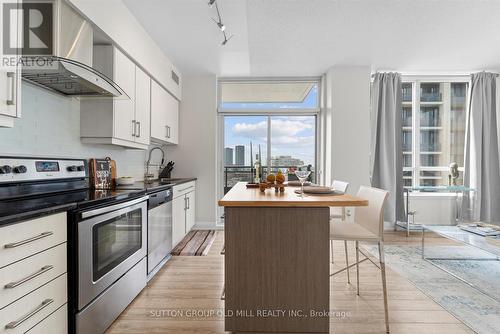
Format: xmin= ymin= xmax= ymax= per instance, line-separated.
xmin=123 ymin=0 xmax=500 ymax=77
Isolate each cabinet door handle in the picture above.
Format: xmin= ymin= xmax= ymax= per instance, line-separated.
xmin=167 ymin=126 xmax=171 ymax=138
xmin=4 ymin=231 xmax=54 ymax=249
xmin=4 ymin=265 xmax=54 ymax=289
xmin=132 ymin=120 xmax=137 ymax=137
xmin=6 ymin=72 xmax=15 ymax=106
xmin=136 ymin=122 xmax=141 ymax=138
xmin=187 ymin=197 xmax=190 ymax=209
xmin=5 ymin=299 xmax=54 ymax=329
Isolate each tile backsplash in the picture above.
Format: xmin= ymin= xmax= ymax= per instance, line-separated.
xmin=0 ymin=83 xmax=146 ymax=179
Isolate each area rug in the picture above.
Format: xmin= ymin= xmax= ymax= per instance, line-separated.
xmin=171 ymin=230 xmax=216 ymax=256
xmin=365 ymin=244 xmax=500 ymax=334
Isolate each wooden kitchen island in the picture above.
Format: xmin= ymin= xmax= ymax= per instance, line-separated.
xmin=218 ymin=182 xmax=368 ymax=334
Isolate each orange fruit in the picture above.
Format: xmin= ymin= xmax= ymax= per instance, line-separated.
xmin=267 ymin=173 xmax=276 ymax=183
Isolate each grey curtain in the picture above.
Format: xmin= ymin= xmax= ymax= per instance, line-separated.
xmin=463 ymin=72 xmax=500 ymax=223
xmin=370 ymin=72 xmax=405 ymax=223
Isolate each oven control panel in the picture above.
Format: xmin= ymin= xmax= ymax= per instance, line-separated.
xmin=0 ymin=157 xmax=87 ymax=183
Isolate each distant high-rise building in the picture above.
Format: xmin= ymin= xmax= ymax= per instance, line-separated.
xmin=225 ymin=147 xmax=234 ymax=166
xmin=271 ymin=155 xmax=304 ymax=167
xmin=235 ymin=145 xmax=245 ymax=165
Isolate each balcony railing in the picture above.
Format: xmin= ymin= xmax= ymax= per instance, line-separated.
xmin=224 ymin=165 xmax=315 ymax=194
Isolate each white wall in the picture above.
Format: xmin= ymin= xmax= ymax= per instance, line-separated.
xmin=324 ymin=66 xmax=371 ymax=196
xmin=0 ymin=83 xmax=146 ymax=178
xmin=166 ymin=74 xmax=218 ymax=228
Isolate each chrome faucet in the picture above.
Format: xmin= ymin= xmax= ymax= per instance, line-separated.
xmin=145 ymin=146 xmax=165 ymax=182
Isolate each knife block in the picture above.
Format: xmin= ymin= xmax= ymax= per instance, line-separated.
xmin=158 ymin=166 xmax=171 ymax=179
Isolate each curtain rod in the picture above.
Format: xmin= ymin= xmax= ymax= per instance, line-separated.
xmin=371 ymin=72 xmax=472 ymax=78
xmin=371 ymin=71 xmax=500 ymax=78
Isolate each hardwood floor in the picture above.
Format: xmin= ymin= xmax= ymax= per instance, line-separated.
xmin=105 ymin=231 xmax=475 ymax=334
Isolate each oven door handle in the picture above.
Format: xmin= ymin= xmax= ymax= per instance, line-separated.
xmin=81 ymin=196 xmax=149 ymax=219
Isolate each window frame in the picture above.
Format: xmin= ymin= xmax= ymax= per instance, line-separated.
xmin=217 ymin=77 xmax=321 ymax=114
xmin=401 ymin=75 xmax=470 ymax=188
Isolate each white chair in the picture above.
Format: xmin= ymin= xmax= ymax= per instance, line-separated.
xmin=329 ymin=180 xmax=349 ymax=277
xmin=330 ymin=186 xmax=390 ymax=333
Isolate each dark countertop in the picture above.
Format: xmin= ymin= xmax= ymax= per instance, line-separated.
xmin=0 ymin=188 xmax=146 ymax=227
xmin=0 ymin=178 xmax=196 ymax=227
xmin=117 ymin=178 xmax=197 ymax=193
xmin=0 ymin=203 xmax=77 ymax=226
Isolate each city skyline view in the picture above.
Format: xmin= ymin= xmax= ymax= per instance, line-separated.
xmin=224 ymin=115 xmax=316 ymax=167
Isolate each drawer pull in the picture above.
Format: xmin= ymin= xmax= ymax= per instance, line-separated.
xmin=5 ymin=298 xmax=54 ymax=329
xmin=4 ymin=232 xmax=54 ymax=249
xmin=4 ymin=265 xmax=54 ymax=289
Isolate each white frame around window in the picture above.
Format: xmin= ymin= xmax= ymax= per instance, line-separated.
xmin=217 ymin=77 xmax=321 ymax=114
xmin=401 ymin=75 xmax=470 ymax=187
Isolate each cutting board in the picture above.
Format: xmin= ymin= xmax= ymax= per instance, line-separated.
xmin=89 ymin=158 xmax=115 ymax=189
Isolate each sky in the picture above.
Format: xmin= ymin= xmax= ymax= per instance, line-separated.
xmin=223 ymin=85 xmax=318 ymax=167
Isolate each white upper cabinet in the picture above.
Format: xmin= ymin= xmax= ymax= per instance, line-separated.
xmin=151 ymin=80 xmax=179 ymax=145
xmin=0 ymin=0 xmax=22 ymax=128
xmin=80 ymin=46 xmax=151 ymax=149
xmin=134 ymin=67 xmax=151 ymax=146
xmin=111 ymin=48 xmax=136 ymax=143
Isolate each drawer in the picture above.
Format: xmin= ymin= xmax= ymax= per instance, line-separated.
xmin=0 ymin=212 xmax=67 ymax=268
xmin=25 ymin=304 xmax=67 ymax=334
xmin=173 ymin=181 xmax=196 ymax=198
xmin=0 ymin=274 xmax=67 ymax=334
xmin=0 ymin=243 xmax=67 ymax=309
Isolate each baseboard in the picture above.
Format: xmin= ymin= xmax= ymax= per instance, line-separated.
xmin=193 ymin=221 xmax=223 ymax=230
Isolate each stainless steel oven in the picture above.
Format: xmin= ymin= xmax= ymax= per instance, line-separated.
xmin=76 ymin=196 xmax=148 ymax=333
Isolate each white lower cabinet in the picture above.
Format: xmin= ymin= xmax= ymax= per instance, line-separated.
xmin=0 ymin=212 xmax=67 ymax=268
xmin=0 ymin=244 xmax=67 ymax=309
xmin=172 ymin=182 xmax=196 ymax=247
xmin=25 ymin=304 xmax=67 ymax=334
xmin=172 ymin=196 xmax=186 ymax=247
xmin=185 ymin=191 xmax=196 ymax=232
xmin=0 ymin=274 xmax=67 ymax=334
xmin=0 ymin=213 xmax=68 ymax=333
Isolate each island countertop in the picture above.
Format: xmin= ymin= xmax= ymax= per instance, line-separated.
xmin=218 ymin=182 xmax=368 ymax=207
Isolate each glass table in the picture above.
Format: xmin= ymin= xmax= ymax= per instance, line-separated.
xmin=397 ymin=186 xmax=475 ymax=235
xmin=422 ymin=225 xmax=500 ymax=302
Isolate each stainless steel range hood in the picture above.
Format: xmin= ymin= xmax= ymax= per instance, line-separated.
xmin=20 ymin=0 xmax=126 ymax=98
xmin=22 ymin=56 xmax=126 ymax=97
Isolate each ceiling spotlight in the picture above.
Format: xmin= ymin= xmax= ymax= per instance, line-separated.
xmin=208 ymin=0 xmax=216 ymax=7
xmin=222 ymin=32 xmax=234 ymax=46
xmin=213 ymin=2 xmax=225 ymax=31
xmin=212 ymin=18 xmax=226 ymax=31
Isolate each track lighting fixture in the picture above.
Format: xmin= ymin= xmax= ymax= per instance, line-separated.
xmin=208 ymin=0 xmax=233 ymax=46
xmin=212 ymin=18 xmax=226 ymax=31
xmin=222 ymin=31 xmax=234 ymax=46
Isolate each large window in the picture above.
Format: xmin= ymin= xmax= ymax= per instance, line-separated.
xmin=402 ymin=79 xmax=468 ymax=187
xmin=219 ymin=79 xmax=319 ymax=193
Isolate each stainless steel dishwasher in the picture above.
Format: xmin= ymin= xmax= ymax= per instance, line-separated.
xmin=147 ymin=188 xmax=173 ymax=280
